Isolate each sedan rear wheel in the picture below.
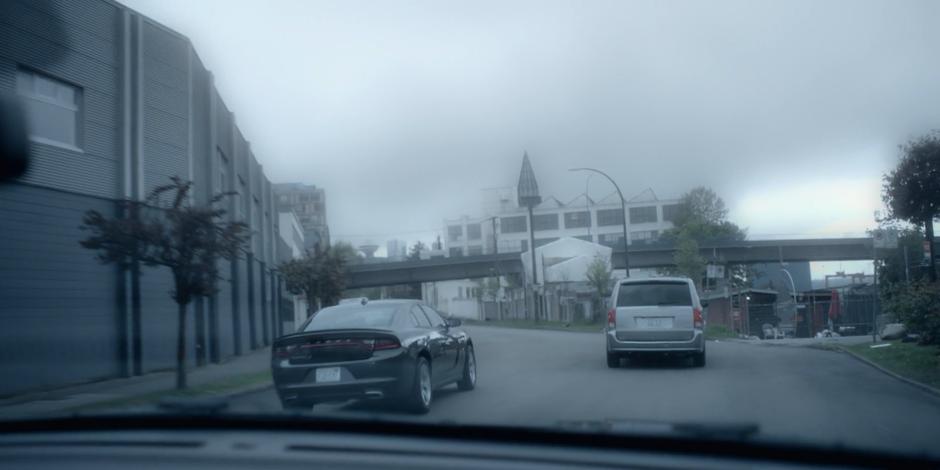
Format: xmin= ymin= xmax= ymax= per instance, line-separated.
xmin=405 ymin=357 xmax=432 ymax=414
xmin=457 ymin=345 xmax=476 ymax=391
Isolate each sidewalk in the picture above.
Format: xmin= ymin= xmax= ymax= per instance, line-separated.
xmin=721 ymin=335 xmax=876 ymax=347
xmin=0 ymin=347 xmax=272 ymax=418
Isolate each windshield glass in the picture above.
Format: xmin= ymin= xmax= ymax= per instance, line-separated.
xmin=304 ymin=305 xmax=400 ymax=331
xmin=617 ymin=282 xmax=692 ymax=307
xmin=3 ymin=0 xmax=940 ymax=463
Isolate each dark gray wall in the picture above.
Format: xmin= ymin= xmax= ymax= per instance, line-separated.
xmin=0 ymin=184 xmax=121 ymax=395
xmin=0 ymin=0 xmax=283 ymax=395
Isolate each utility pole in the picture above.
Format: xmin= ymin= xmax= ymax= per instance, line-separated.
xmin=569 ymin=167 xmax=630 ymax=277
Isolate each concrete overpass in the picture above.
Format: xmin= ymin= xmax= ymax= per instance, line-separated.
xmin=346 ymin=237 xmax=933 ymax=289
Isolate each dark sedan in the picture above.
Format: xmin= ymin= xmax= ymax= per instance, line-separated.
xmin=272 ymin=299 xmax=476 ymax=414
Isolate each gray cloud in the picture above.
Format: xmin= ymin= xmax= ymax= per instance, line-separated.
xmin=121 ymin=0 xmax=940 ymax=245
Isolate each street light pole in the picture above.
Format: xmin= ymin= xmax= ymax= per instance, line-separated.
xmin=569 ymin=168 xmax=630 ymax=277
xmin=781 ymin=268 xmax=798 ymax=338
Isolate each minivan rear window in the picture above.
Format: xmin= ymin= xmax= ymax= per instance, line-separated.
xmin=616 ymin=281 xmax=692 ymax=307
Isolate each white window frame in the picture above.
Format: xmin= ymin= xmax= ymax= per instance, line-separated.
xmin=16 ymin=68 xmax=83 ymax=152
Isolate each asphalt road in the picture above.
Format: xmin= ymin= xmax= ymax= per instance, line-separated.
xmin=230 ymin=326 xmax=940 ymax=455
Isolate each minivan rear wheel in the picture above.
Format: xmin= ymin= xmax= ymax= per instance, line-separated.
xmin=606 ymin=351 xmax=620 ymax=368
xmin=692 ymin=349 xmax=706 ymax=368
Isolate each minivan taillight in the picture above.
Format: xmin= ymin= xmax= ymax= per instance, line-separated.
xmin=607 ymin=309 xmax=616 ymax=329
xmin=693 ymin=307 xmax=704 ymax=329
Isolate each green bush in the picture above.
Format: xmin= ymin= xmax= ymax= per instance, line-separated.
xmin=705 ymin=324 xmax=736 ymax=339
xmin=883 ymin=281 xmax=940 ymax=345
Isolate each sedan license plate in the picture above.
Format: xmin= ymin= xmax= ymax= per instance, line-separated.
xmin=636 ymin=317 xmax=674 ymax=329
xmin=315 ymin=367 xmax=341 ymax=383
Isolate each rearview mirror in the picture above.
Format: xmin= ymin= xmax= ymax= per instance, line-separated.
xmin=447 ymin=317 xmax=462 ymax=327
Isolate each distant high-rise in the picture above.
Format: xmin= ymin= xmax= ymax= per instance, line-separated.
xmin=274 ymin=183 xmax=330 ymax=250
xmin=387 ymin=239 xmax=407 ymax=261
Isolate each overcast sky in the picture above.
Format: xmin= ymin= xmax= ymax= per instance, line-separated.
xmin=122 ymin=0 xmax=939 ymax=262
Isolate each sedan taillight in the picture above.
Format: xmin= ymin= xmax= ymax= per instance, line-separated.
xmin=274 ymin=344 xmax=296 ymax=358
xmin=371 ymin=338 xmax=401 ymax=351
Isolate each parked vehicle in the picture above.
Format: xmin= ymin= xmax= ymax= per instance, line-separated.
xmin=272 ymin=299 xmax=476 ymax=413
xmin=605 ymin=277 xmax=706 ymax=368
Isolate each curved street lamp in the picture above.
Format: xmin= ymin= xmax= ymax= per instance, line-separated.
xmin=569 ymin=167 xmax=630 ymax=277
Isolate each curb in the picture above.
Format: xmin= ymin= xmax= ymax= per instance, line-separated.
xmin=220 ymin=382 xmax=273 ymax=400
xmin=835 ymin=345 xmax=940 ymax=400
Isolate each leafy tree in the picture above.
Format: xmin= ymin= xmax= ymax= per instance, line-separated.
xmin=408 ymin=241 xmax=428 ymax=261
xmin=882 ymin=132 xmax=940 ymax=281
xmin=674 ymin=233 xmax=706 ymax=289
xmin=661 ymin=186 xmax=747 ymax=288
xmin=80 ymin=177 xmax=247 ymax=390
xmin=871 ymin=224 xmax=929 ymax=291
xmin=662 ymin=187 xmax=747 ymax=243
xmin=585 ymin=255 xmax=612 ymax=318
xmin=280 ymin=242 xmax=359 ymax=312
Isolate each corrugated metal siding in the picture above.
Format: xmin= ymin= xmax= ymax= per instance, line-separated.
xmin=235 ymin=130 xmax=248 ymax=180
xmin=238 ymin=258 xmax=251 ymax=350
xmin=253 ymin=258 xmax=263 ymax=346
xmin=142 ymin=20 xmax=188 ymax=194
xmin=0 ymin=1 xmax=121 ymax=199
xmin=215 ymin=94 xmax=231 ymax=156
xmin=215 ymin=260 xmax=235 ymax=358
xmin=139 ymin=266 xmax=176 ymax=372
xmin=190 ymin=54 xmax=210 ymax=202
xmin=0 ymin=183 xmax=121 ymax=395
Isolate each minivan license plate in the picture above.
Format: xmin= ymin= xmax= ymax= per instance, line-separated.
xmin=636 ymin=317 xmax=673 ymax=329
xmin=315 ymin=367 xmax=341 ymax=383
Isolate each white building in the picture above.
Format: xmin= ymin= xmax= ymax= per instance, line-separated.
xmin=277 ymin=211 xmax=308 ymax=332
xmin=443 ymin=187 xmax=680 ymax=257
xmin=422 ymin=280 xmax=483 ymax=320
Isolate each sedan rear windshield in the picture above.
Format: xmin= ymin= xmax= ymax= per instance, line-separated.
xmin=616 ymin=282 xmax=692 ymax=307
xmin=303 ymin=305 xmax=400 ymax=331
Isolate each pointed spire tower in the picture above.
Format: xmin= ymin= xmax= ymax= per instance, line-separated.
xmin=516 ymin=152 xmax=541 ymax=320
xmin=517 ymin=152 xmax=542 ymax=208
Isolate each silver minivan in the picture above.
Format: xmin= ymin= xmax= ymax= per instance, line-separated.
xmin=605 ymin=277 xmax=706 ymax=368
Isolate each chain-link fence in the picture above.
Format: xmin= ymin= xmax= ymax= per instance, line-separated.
xmin=742 ymin=294 xmax=879 ymax=338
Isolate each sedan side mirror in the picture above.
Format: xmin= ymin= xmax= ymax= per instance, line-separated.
xmin=701 ymin=300 xmax=710 ymax=308
xmin=447 ymin=317 xmax=462 ymax=327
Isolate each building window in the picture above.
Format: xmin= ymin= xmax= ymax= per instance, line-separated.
xmin=564 ymin=211 xmax=591 ymax=229
xmin=629 ymin=206 xmax=657 ymax=224
xmin=16 ymin=68 xmax=82 ymax=149
xmin=500 ymin=215 xmax=527 ymax=233
xmin=238 ymin=180 xmax=247 ymax=221
xmin=217 ymin=151 xmax=228 ymax=192
xmin=520 ymin=240 xmax=529 ymax=252
xmin=532 ymin=213 xmax=559 ymax=231
xmin=662 ymin=204 xmax=681 ymax=223
xmin=630 ymin=230 xmax=659 ymax=244
xmin=596 ymin=208 xmax=624 ymax=226
xmin=468 ymin=246 xmax=483 ymax=256
xmin=449 ymin=247 xmax=464 ymax=257
xmin=534 ymin=237 xmax=558 ymax=248
xmin=467 ymin=224 xmax=482 ymax=240
xmin=599 ymin=233 xmax=624 ymax=247
xmin=574 ymin=235 xmax=593 ymax=242
xmin=448 ymin=225 xmax=463 ymax=242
